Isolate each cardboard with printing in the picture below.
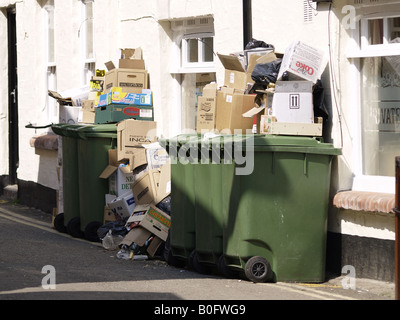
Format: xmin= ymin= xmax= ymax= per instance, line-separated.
xmin=131 ymin=169 xmax=160 ymax=205
xmin=99 ymin=149 xmax=144 ymax=193
xmin=104 ymin=68 xmax=148 ymax=94
xmin=94 ymin=104 xmax=154 ymax=124
xmin=108 ymin=192 xmax=136 ymax=221
xmin=144 ymin=143 xmax=170 ymax=170
xmin=117 ymin=119 xmax=157 ymax=161
xmin=140 ymin=205 xmax=171 ymax=241
xmin=215 ymin=87 xmax=256 ymax=133
xmin=271 ymin=81 xmax=314 ymax=124
xmin=196 ymin=83 xmax=218 ymax=132
xmin=277 ymin=41 xmax=326 ymax=84
xmin=98 ymin=88 xmax=152 ymax=107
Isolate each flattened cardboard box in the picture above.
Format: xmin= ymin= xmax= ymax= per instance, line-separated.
xmin=117 ymin=119 xmax=157 ymax=161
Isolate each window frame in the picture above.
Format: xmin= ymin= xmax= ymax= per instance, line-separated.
xmin=347 ymin=11 xmax=400 ymax=194
xmin=181 ymin=33 xmax=215 ymax=69
xmin=80 ymin=0 xmax=95 ymax=86
xmin=43 ymin=0 xmax=58 ymax=123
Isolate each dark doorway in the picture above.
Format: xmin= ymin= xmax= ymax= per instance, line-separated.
xmin=7 ymin=7 xmax=18 ymax=185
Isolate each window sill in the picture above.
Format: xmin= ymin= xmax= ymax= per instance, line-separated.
xmin=30 ymin=133 xmax=58 ymax=151
xmin=333 ymin=190 xmax=395 ymax=214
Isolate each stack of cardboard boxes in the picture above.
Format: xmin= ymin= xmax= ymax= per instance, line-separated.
xmin=197 ymin=41 xmax=327 ymax=136
xmin=99 ymin=118 xmax=171 ymax=259
xmin=81 ymin=47 xmax=154 ymax=125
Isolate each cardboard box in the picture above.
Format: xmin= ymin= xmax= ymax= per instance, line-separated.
xmin=215 ymin=87 xmax=256 ymax=133
xmin=95 ymin=104 xmax=154 ymax=124
xmin=81 ymin=109 xmax=95 ymax=124
xmin=125 ymin=204 xmax=149 ymax=226
xmin=120 ymin=225 xmax=151 ymax=247
xmin=117 ymin=119 xmax=157 ymax=161
xmin=260 ymin=115 xmax=323 ymax=136
xmin=144 ymin=143 xmax=170 ymax=170
xmin=59 ymin=105 xmax=82 ymax=124
xmin=89 ymin=77 xmax=104 ymax=92
xmin=131 ymin=163 xmax=170 ymax=205
xmin=108 ymin=192 xmax=136 ymax=221
xmin=140 ymin=205 xmax=171 ymax=241
xmin=103 ymin=205 xmax=117 ymax=224
xmin=49 ymin=86 xmax=89 ymax=106
xmin=99 ymin=149 xmax=136 ymax=196
xmin=131 ymin=169 xmax=160 ymax=205
xmin=98 ymin=88 xmax=152 ymax=107
xmin=277 ymin=41 xmax=326 ymax=84
xmin=218 ymin=53 xmax=248 ymax=91
xmin=80 ymin=100 xmax=95 ymax=123
xmin=196 ymin=83 xmax=217 ymax=132
xmin=271 ymin=81 xmax=314 ymax=123
xmin=119 ymin=48 xmax=145 ymax=70
xmin=104 ymin=68 xmax=148 ymax=94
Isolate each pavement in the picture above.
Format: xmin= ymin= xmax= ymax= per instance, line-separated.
xmin=0 ymin=195 xmax=397 ymax=301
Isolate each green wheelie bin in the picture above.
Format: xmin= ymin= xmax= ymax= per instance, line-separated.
xmin=220 ymin=134 xmax=341 ymax=283
xmin=72 ymin=124 xmax=117 ymax=242
xmin=159 ymin=134 xmax=200 ymax=267
xmin=190 ymin=135 xmax=235 ymax=276
xmin=51 ymin=123 xmax=87 ymax=237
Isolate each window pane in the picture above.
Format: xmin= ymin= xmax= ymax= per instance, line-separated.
xmin=368 ymin=19 xmax=383 ymax=45
xmin=202 ymin=37 xmax=214 ymax=62
xmin=360 ymin=56 xmax=400 ymax=177
xmin=389 ymin=17 xmax=400 ymax=42
xmin=187 ymin=39 xmax=198 ymax=63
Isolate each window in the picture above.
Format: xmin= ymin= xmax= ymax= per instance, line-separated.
xmin=348 ymin=11 xmax=400 ymax=192
xmin=80 ymin=0 xmax=95 ymax=86
xmin=44 ymin=0 xmax=57 ymax=123
xmin=181 ymin=34 xmax=215 ymax=68
xmin=170 ymin=17 xmax=216 ymax=131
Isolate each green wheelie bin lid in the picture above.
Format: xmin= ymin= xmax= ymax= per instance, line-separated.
xmin=204 ymin=134 xmax=342 ymax=156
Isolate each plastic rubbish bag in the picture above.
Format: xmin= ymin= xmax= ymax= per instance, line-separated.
xmin=245 ymin=38 xmax=275 ymax=50
xmin=313 ymin=80 xmax=329 ymax=120
xmin=251 ymin=59 xmax=282 ymax=85
xmin=102 ymin=230 xmax=124 ymax=250
xmin=97 ymin=220 xmax=127 ymax=240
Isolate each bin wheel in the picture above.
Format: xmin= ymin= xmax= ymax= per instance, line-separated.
xmin=217 ymin=255 xmax=238 ymax=279
xmin=84 ymin=221 xmax=102 ymax=242
xmin=163 ymin=232 xmax=186 ymax=268
xmin=53 ymin=213 xmax=67 ymax=233
xmin=244 ymin=256 xmax=272 ymax=283
xmin=66 ymin=217 xmax=84 ymax=239
xmin=189 ymin=249 xmax=213 ymax=274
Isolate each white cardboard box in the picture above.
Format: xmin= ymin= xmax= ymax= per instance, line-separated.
xmin=277 ymin=41 xmax=326 ymax=84
xmin=108 ymin=192 xmax=136 ymax=221
xmin=271 ymin=81 xmax=314 ymax=124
